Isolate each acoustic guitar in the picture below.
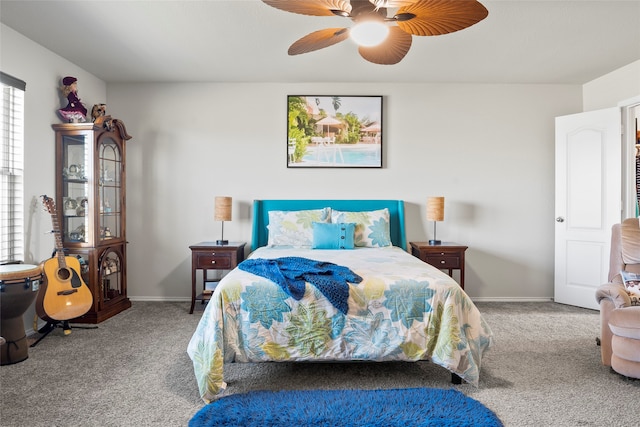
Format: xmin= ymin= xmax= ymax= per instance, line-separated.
xmin=36 ymin=195 xmax=93 ymax=321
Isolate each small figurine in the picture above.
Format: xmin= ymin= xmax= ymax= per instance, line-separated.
xmin=91 ymin=103 xmax=106 ymax=122
xmin=58 ymin=76 xmax=87 ymax=122
xmin=92 ymin=103 xmax=114 ymax=130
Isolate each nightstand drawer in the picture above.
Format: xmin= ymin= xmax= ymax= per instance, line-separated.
xmin=195 ymin=252 xmax=232 ymax=269
xmin=425 ymin=256 xmax=460 ymax=269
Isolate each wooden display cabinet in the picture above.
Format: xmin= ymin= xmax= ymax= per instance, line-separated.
xmin=53 ymin=121 xmax=132 ymax=323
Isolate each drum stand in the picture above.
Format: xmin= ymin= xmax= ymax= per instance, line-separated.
xmin=29 ymin=320 xmax=97 ymax=347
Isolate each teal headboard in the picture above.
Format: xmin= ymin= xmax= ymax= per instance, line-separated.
xmin=251 ymin=199 xmax=406 ymax=251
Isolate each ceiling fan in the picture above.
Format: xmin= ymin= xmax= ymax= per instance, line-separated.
xmin=261 ymin=0 xmax=488 ymax=65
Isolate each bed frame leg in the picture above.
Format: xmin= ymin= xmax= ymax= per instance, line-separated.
xmin=451 ymin=373 xmax=462 ymax=384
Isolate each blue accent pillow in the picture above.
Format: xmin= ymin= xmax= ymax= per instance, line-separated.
xmin=312 ymin=222 xmax=356 ymax=250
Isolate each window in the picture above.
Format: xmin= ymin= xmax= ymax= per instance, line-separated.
xmin=1 ymin=72 xmax=26 ymax=263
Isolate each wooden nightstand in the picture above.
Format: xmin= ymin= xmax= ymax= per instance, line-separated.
xmin=410 ymin=242 xmax=468 ymax=289
xmin=189 ymin=242 xmax=245 ymax=314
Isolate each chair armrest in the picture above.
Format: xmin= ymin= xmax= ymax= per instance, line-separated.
xmin=596 ymin=283 xmax=631 ymax=309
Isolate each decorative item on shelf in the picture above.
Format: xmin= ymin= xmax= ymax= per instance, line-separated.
xmin=57 ymin=76 xmax=87 ymax=123
xmin=76 ymin=197 xmax=88 ymax=216
xmin=91 ymin=103 xmax=115 ymax=131
xmin=76 ymin=255 xmax=89 ymax=274
xmin=103 ymin=258 xmax=118 ymax=275
xmin=65 ymin=164 xmax=79 ymax=179
xmin=69 ymin=224 xmax=86 ymax=242
xmin=63 ymin=163 xmax=85 ymax=180
xmin=91 ymin=104 xmax=106 ymax=121
xmin=63 ymin=197 xmax=78 ymax=216
xmin=427 ymin=196 xmax=445 ymax=245
xmin=100 ymin=227 xmax=112 ymax=239
xmin=100 ymin=166 xmax=113 ymax=183
xmin=214 ymin=196 xmax=232 ymax=245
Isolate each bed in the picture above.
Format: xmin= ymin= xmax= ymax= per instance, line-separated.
xmin=188 ymin=199 xmax=494 ymax=402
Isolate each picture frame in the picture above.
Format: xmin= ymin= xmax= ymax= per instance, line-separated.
xmin=287 ymin=95 xmax=383 ymax=168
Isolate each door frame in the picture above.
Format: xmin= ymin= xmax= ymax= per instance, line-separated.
xmin=619 ymin=96 xmax=640 ymax=218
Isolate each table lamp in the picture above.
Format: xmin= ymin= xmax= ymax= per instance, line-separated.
xmin=427 ymin=196 xmax=444 ymax=245
xmin=214 ymin=196 xmax=232 ymax=245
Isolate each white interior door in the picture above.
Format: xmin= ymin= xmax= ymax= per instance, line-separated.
xmin=555 ymin=107 xmax=621 ymax=310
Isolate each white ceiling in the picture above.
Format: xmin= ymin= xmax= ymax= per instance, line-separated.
xmin=1 ymin=0 xmax=639 ymax=84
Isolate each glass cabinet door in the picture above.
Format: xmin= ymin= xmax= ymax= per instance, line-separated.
xmin=98 ymin=137 xmax=122 ymax=242
xmin=100 ymin=248 xmax=123 ymax=302
xmin=61 ymin=133 xmax=90 ymax=244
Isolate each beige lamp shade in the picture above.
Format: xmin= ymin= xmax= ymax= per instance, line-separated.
xmin=214 ymin=196 xmax=232 ymax=245
xmin=214 ymin=196 xmax=232 ymax=221
xmin=426 ymin=197 xmax=445 ymax=222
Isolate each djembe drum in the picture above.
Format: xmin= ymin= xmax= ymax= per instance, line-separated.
xmin=0 ymin=263 xmax=42 ymax=365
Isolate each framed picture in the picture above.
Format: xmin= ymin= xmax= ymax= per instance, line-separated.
xmin=287 ymin=95 xmax=382 ymax=168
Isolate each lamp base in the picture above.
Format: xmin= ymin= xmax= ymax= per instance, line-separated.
xmin=428 ymin=239 xmax=441 ymax=245
xmin=216 ymin=239 xmax=229 ymax=245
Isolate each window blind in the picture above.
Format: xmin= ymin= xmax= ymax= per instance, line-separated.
xmin=1 ymin=72 xmax=26 ymax=263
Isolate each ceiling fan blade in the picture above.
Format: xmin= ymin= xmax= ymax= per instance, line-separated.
xmin=262 ymin=0 xmax=352 ymax=17
xmin=396 ymin=0 xmax=488 ymax=36
xmin=358 ymin=26 xmax=412 ymax=65
xmin=288 ymin=28 xmax=350 ymax=55
xmin=369 ymin=0 xmax=419 ymax=8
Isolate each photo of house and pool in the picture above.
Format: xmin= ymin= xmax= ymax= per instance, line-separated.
xmin=287 ymin=95 xmax=382 ymax=168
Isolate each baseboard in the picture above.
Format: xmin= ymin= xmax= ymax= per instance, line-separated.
xmin=128 ymin=296 xmax=191 ymax=302
xmin=126 ymin=296 xmax=554 ymax=303
xmin=470 ymin=297 xmax=554 ymax=303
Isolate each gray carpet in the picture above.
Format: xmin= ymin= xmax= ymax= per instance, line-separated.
xmin=0 ymin=301 xmax=637 ymax=426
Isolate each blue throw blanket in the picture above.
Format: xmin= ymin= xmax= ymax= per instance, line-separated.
xmin=238 ymin=257 xmax=362 ymax=314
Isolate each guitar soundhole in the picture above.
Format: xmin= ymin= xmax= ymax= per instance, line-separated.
xmin=57 ymin=268 xmax=71 ymax=281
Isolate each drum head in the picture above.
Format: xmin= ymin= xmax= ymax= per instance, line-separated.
xmin=0 ymin=264 xmax=42 ymax=281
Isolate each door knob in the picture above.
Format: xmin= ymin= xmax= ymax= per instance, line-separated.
xmin=556 ymin=217 xmax=565 ymax=223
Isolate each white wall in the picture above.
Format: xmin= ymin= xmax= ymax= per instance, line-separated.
xmin=4 ymin=21 xmax=596 ymax=314
xmin=1 ymin=24 xmax=108 ymax=260
xmin=107 ymin=82 xmax=581 ymax=301
xmin=1 ymin=24 xmax=108 ymax=331
xmin=583 ymin=60 xmax=640 ymax=111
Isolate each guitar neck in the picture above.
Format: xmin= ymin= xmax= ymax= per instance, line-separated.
xmin=50 ymin=208 xmax=68 ymax=269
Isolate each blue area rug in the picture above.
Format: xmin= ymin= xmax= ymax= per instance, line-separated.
xmin=189 ymin=387 xmax=502 ymax=427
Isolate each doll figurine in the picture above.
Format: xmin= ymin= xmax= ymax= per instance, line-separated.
xmin=58 ymin=76 xmax=87 ymax=122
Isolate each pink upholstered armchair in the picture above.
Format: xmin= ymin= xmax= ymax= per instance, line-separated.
xmin=595 ymin=218 xmax=640 ymax=379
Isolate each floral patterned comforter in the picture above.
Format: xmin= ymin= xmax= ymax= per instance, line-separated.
xmin=187 ymin=246 xmax=494 ymax=402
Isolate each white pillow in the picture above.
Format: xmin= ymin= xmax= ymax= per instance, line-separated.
xmin=331 ymin=208 xmax=391 ymax=247
xmin=267 ymin=208 xmax=331 ymax=247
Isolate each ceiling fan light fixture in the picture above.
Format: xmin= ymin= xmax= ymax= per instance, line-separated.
xmin=350 ymin=21 xmax=389 ymax=47
xmin=260 ymin=0 xmax=489 ymax=65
